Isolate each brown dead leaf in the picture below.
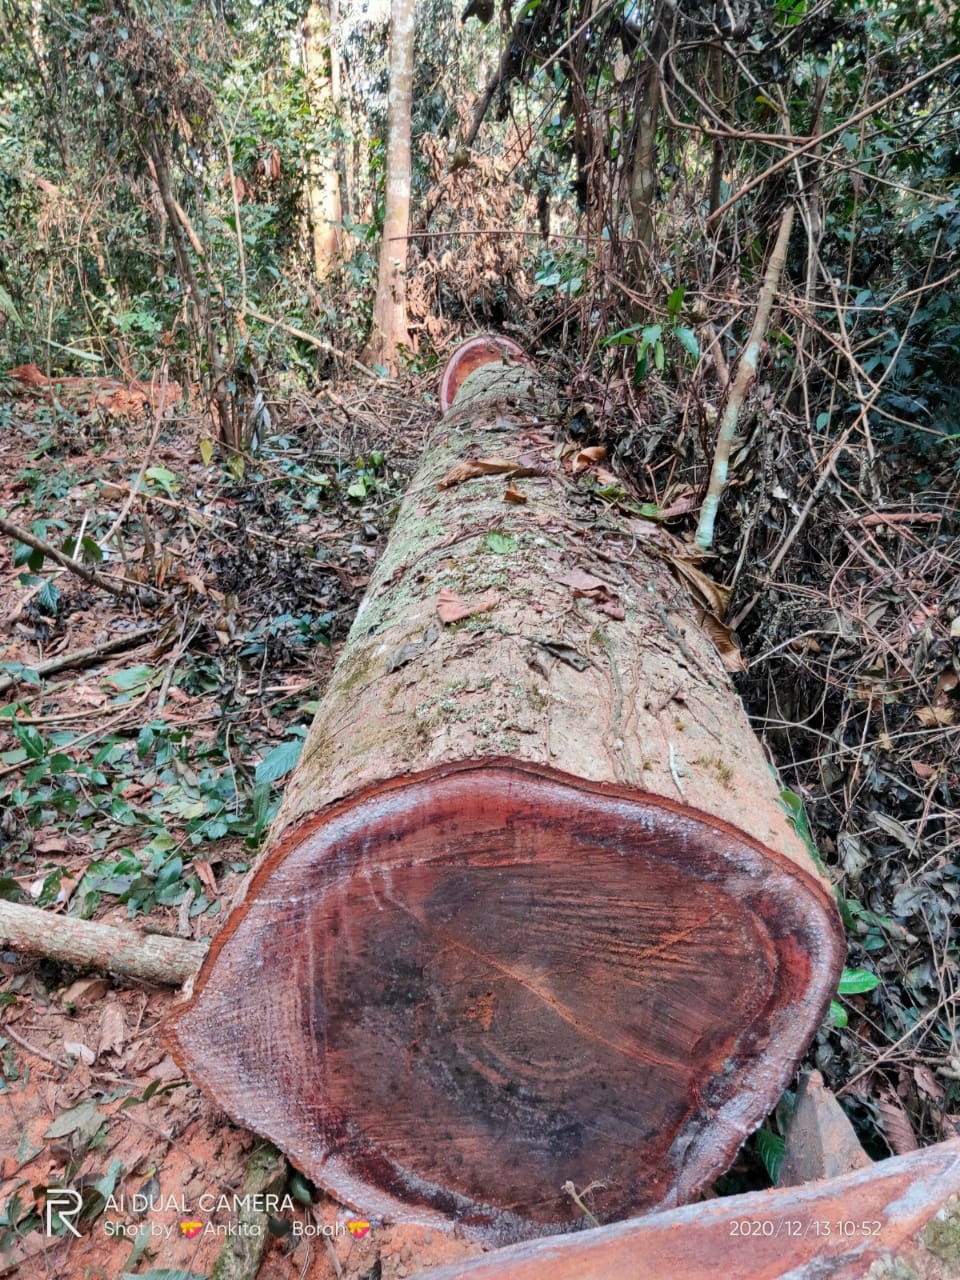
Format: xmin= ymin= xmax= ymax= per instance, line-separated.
xmin=935 ymin=667 xmax=959 ymax=699
xmin=593 ymin=467 xmax=621 ymax=487
xmin=789 ymin=636 xmax=822 ymax=654
xmin=73 ymin=682 xmax=110 ymax=708
xmin=33 ymin=832 xmax=90 ymax=857
xmin=554 ymin=569 xmax=610 ymax=594
xmin=917 ymin=705 xmax=955 ymax=727
xmin=552 ymin=568 xmax=625 ymax=619
xmin=436 ymin=589 xmax=498 ymax=624
xmin=877 ymin=1092 xmax=918 ymax=1155
xmin=668 ymin=556 xmax=731 ymax=616
xmin=572 ymin=445 xmax=606 ymax=474
xmin=698 ymin=611 xmax=746 ymax=672
xmin=654 ymin=491 xmax=699 ymax=521
xmin=194 ymin=859 xmax=219 ymax=896
xmin=911 ymin=759 xmax=936 ymax=780
xmin=438 ymin=457 xmax=521 ymax=489
xmin=61 ymin=977 xmax=111 ymax=1008
xmin=503 ymin=484 xmax=527 ymax=504
xmin=914 ymin=1065 xmax=945 ymax=1102
xmin=99 ymin=1003 xmax=126 ymax=1057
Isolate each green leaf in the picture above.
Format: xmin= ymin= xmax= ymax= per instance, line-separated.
xmin=104 ymin=665 xmax=156 ymax=693
xmin=347 ymin=478 xmax=368 ymax=500
xmin=15 ymin=724 xmax=46 ymax=760
xmin=0 ymin=662 xmax=41 ymax=686
xmin=667 ymin=286 xmax=685 ymax=317
xmin=155 ymin=857 xmax=183 ymax=892
xmin=828 ymin=999 xmax=848 ymax=1028
xmin=674 ymin=326 xmax=700 ymax=359
xmin=485 ymin=532 xmax=517 ymax=554
xmin=37 ymin=578 xmax=61 ymax=615
xmin=838 ymin=968 xmax=879 ymax=995
xmin=144 ymin=466 xmax=180 ymax=497
xmin=93 ymin=1158 xmax=124 ymax=1201
xmin=62 ymin=535 xmax=103 ymax=564
xmin=44 ymin=1099 xmax=104 ymax=1140
xmin=251 ymin=780 xmax=272 ymax=838
xmin=255 ymin=738 xmax=303 ymax=784
xmin=601 ymin=323 xmax=642 ymax=347
xmin=754 ymin=1128 xmax=785 ymax=1182
xmin=0 ymin=876 xmax=24 ymax=902
xmin=289 ymin=1171 xmax=314 ymax=1205
xmin=199 ymin=438 xmax=215 ymax=467
xmin=0 ymin=284 xmax=22 ymax=326
xmin=137 ymin=726 xmax=155 ymax=758
xmin=42 ymin=338 xmax=104 ymax=363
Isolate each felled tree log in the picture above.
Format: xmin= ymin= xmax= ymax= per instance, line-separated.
xmin=418 ymin=1139 xmax=960 ymax=1280
xmin=165 ymin=341 xmax=844 ymax=1242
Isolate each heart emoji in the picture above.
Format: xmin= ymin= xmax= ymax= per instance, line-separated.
xmin=347 ymin=1219 xmax=371 ymax=1239
xmin=180 ymin=1220 xmax=203 ymax=1238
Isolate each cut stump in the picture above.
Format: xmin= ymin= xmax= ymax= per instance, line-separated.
xmin=165 ymin=342 xmax=845 ymax=1242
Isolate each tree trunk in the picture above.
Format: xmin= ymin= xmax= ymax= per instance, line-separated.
xmin=165 ymin=342 xmax=844 ymax=1243
xmin=303 ymin=0 xmax=343 ymax=283
xmin=418 ymin=1139 xmax=960 ymax=1280
xmin=628 ymin=6 xmax=668 ymax=280
xmin=360 ymin=0 xmax=414 ymax=373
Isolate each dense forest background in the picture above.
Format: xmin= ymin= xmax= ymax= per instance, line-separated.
xmin=1 ymin=0 xmax=960 ymax=1263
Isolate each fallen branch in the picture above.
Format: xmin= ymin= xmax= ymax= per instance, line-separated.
xmin=0 ymin=514 xmax=165 ymax=605
xmin=695 ymin=205 xmax=794 ymax=553
xmin=0 ymin=624 xmax=160 ymax=695
xmin=0 ymin=900 xmax=206 ymax=986
xmin=244 ymin=305 xmax=378 ymax=379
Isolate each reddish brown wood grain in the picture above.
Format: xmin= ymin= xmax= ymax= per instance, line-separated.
xmin=165 ymin=345 xmax=845 ymax=1243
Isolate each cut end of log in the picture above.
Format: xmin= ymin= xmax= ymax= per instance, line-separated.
xmin=165 ymin=761 xmax=843 ymax=1242
xmin=439 ymin=336 xmax=531 ymax=412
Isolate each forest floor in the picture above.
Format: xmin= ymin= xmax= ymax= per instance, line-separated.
xmin=0 ymin=373 xmax=486 ymax=1279
xmin=0 ymin=362 xmax=958 ymax=1279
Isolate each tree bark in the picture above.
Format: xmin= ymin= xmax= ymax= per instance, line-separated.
xmin=417 ymin=1139 xmax=960 ymax=1280
xmin=0 ymin=900 xmax=206 ymax=986
xmin=165 ymin=344 xmax=844 ymax=1243
xmin=628 ymin=5 xmax=668 ymax=280
xmin=360 ymin=0 xmax=414 ymax=373
xmin=303 ymin=0 xmax=343 ymax=283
